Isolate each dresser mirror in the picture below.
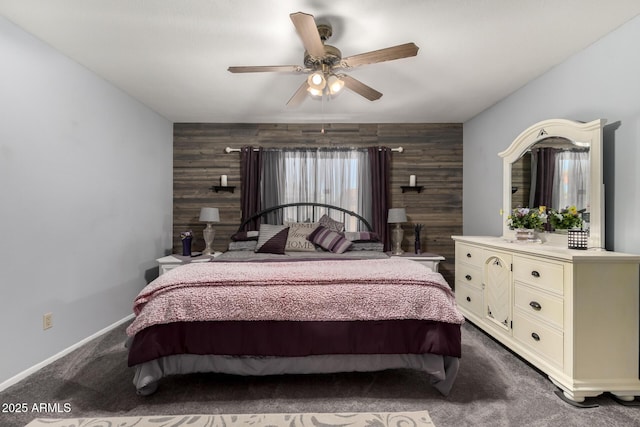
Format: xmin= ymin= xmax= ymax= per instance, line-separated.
xmin=499 ymin=119 xmax=606 ymax=249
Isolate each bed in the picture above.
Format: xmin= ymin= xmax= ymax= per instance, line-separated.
xmin=126 ymin=203 xmax=464 ymax=396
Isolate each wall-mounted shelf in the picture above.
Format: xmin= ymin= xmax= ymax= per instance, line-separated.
xmin=401 ymin=186 xmax=424 ymax=193
xmin=211 ymin=185 xmax=235 ymax=193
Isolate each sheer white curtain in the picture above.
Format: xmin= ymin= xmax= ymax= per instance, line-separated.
xmin=262 ymin=148 xmax=372 ymax=231
xmin=552 ymin=150 xmax=589 ymax=210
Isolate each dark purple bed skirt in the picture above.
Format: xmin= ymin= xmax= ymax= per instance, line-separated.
xmin=128 ymin=319 xmax=461 ymax=367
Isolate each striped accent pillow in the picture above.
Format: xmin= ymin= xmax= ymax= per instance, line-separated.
xmin=255 ymin=224 xmax=290 ymax=254
xmin=307 ymin=226 xmax=352 ymax=254
xmin=318 ymin=214 xmax=345 ymax=232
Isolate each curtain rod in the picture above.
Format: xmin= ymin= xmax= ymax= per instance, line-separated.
xmin=224 ymin=146 xmax=404 ymax=153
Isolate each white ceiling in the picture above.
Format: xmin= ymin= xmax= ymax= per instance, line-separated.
xmin=2 ymin=0 xmax=640 ymax=123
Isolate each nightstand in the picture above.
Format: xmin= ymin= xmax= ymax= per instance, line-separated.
xmin=156 ymin=252 xmax=222 ymax=276
xmin=389 ymin=252 xmax=445 ymax=272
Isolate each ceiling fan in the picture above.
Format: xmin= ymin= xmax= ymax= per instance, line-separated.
xmin=228 ymin=12 xmax=419 ymax=107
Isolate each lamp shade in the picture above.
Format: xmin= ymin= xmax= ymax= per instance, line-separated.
xmin=387 ymin=208 xmax=407 ymax=223
xmin=327 ymin=74 xmax=344 ymax=94
xmin=199 ymin=207 xmax=220 ymax=222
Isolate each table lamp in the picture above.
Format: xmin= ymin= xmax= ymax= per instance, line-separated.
xmin=388 ymin=208 xmax=407 ymax=255
xmin=199 ymin=207 xmax=220 ymax=255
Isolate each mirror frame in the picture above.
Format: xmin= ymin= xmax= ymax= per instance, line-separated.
xmin=499 ymin=119 xmax=606 ymax=249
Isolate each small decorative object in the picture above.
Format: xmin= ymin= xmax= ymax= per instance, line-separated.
xmin=568 ymin=230 xmax=588 ymax=250
xmin=409 ymin=175 xmax=416 ymax=187
xmin=514 ymin=228 xmax=536 ymax=241
xmin=387 ymin=208 xmax=408 ymax=255
xmin=180 ymin=230 xmax=193 ymax=256
xmin=414 ymin=224 xmax=424 ymax=254
xmin=507 ymin=206 xmax=547 ymax=231
xmin=507 ymin=206 xmax=547 ymax=242
xmin=549 ymin=205 xmax=583 ymax=231
xmin=221 ymin=175 xmax=228 ymax=186
xmin=199 ymin=207 xmax=220 ymax=255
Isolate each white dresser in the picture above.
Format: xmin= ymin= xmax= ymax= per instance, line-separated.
xmin=453 ymin=235 xmax=640 ymax=404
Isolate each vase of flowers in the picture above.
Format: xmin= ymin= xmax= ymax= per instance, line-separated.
xmin=549 ymin=206 xmax=583 ymax=231
xmin=180 ymin=230 xmax=193 ymax=256
xmin=507 ymin=207 xmax=547 ymax=241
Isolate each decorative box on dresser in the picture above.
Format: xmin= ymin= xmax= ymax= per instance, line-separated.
xmin=452 ymin=236 xmax=640 ymax=404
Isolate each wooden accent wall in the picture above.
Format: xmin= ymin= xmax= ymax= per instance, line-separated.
xmin=173 ymin=123 xmax=462 ymax=285
xmin=511 ymin=152 xmax=531 ymax=209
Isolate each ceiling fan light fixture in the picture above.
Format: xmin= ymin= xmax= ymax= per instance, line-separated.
xmin=327 ymin=74 xmax=344 ymax=94
xmin=307 ymin=87 xmax=323 ymax=97
xmin=307 ymin=71 xmax=326 ymax=90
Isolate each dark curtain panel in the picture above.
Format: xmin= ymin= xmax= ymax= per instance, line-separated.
xmin=368 ymin=146 xmax=392 ymax=251
xmin=261 ymin=150 xmax=285 ymax=225
xmin=240 ymin=146 xmax=263 ymax=231
xmin=532 ymin=147 xmax=557 ymax=209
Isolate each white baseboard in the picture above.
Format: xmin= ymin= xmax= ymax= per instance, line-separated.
xmin=0 ymin=314 xmax=134 ymax=393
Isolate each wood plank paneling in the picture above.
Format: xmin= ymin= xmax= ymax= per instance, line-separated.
xmin=173 ymin=123 xmax=462 ymax=285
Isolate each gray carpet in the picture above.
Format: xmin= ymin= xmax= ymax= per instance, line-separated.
xmin=1 ymin=321 xmax=638 ymax=427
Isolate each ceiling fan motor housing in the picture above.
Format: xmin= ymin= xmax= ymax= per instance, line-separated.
xmin=304 ymin=44 xmax=342 ymax=68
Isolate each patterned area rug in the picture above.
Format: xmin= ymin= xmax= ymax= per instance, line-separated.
xmin=25 ymin=411 xmax=435 ymax=427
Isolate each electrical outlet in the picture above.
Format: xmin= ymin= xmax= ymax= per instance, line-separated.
xmin=43 ymin=313 xmax=53 ymax=330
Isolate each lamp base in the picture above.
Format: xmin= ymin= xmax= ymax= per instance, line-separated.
xmin=202 ymin=224 xmax=215 ymax=255
xmin=390 ymin=224 xmax=404 ymax=255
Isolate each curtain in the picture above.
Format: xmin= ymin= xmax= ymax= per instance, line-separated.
xmin=552 ymin=150 xmax=589 ymax=210
xmin=261 ymin=150 xmax=285 ymax=225
xmin=240 ymin=146 xmax=263 ymax=231
xmin=530 ymin=147 xmax=557 ymax=209
xmin=369 ymin=146 xmax=392 ymax=251
xmin=261 ymin=148 xmax=372 ymax=230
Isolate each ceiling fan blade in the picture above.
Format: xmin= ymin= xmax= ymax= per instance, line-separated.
xmin=286 ymin=80 xmax=310 ymax=107
xmin=290 ymin=12 xmax=325 ymax=58
xmin=341 ymin=75 xmax=382 ymax=101
xmin=228 ymin=65 xmax=304 ymax=73
xmin=340 ymin=42 xmax=419 ymax=68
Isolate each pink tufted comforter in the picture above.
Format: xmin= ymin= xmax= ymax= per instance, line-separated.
xmin=126 ymin=257 xmax=464 ymax=337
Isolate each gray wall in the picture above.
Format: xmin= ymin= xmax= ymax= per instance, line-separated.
xmin=463 ymin=15 xmax=640 ymax=255
xmin=0 ymin=17 xmax=173 ymax=385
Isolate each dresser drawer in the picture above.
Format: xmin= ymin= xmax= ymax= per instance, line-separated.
xmin=455 ymin=281 xmax=483 ymax=318
xmin=456 ymin=243 xmax=485 ymax=268
xmin=456 ymin=263 xmax=482 ymax=288
xmin=514 ymin=283 xmax=563 ymax=329
xmin=513 ymin=311 xmax=563 ymax=367
xmin=513 ymin=256 xmax=564 ymax=294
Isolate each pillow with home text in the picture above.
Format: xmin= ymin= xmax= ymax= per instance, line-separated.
xmin=284 ymin=222 xmax=319 ymax=252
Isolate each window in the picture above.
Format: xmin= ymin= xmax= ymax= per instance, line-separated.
xmin=261 ymin=149 xmax=372 ymax=230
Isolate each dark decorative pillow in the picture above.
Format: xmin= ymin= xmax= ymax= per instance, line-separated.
xmin=318 ymin=214 xmax=345 ymax=233
xmin=344 ymin=231 xmax=380 ymax=242
xmin=255 ymin=224 xmax=289 ymax=254
xmin=307 ymin=226 xmax=352 ymax=254
xmin=231 ymin=230 xmax=259 ymax=241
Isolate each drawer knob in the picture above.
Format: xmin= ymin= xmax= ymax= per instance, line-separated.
xmin=531 ymin=332 xmax=541 ymax=342
xmin=466 ymin=253 xmax=472 ymax=258
xmin=465 ymin=274 xmax=472 ymax=281
xmin=529 ymin=301 xmax=542 ymax=311
xmin=466 ymin=296 xmax=471 ymax=302
xmin=531 ymin=270 xmax=540 ymax=278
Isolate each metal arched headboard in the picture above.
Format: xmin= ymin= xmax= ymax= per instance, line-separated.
xmin=238 ymin=202 xmax=373 ymax=232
